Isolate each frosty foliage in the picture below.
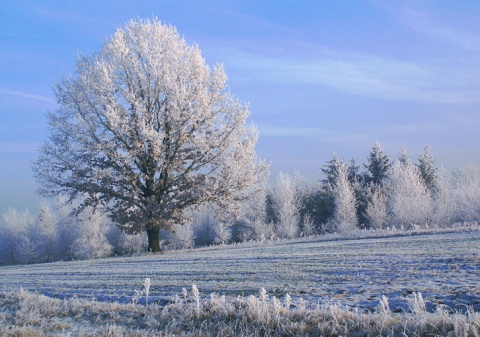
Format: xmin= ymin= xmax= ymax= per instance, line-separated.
xmin=0 ymin=209 xmax=35 ymax=264
xmin=70 ymin=210 xmax=112 ymax=260
xmin=36 ymin=202 xmax=57 ymax=262
xmin=0 ymin=199 xmax=145 ymax=265
xmin=4 ymin=140 xmax=480 ymax=265
xmin=365 ymin=185 xmax=388 ymax=229
xmin=451 ymin=166 xmax=480 ymax=222
xmin=330 ymin=164 xmax=358 ymax=232
xmin=364 ymin=141 xmax=391 ymax=185
xmin=417 ymin=145 xmax=438 ymax=194
xmin=431 ymin=167 xmax=456 ymax=226
xmin=270 ymin=172 xmax=303 ymax=238
xmin=386 ymin=162 xmax=433 ymax=228
xmin=32 ymin=18 xmax=266 ymax=252
xmin=169 ymin=221 xmax=195 ymax=249
xmin=237 ymin=168 xmax=272 ymax=240
xmin=3 ymin=283 xmax=480 ymax=336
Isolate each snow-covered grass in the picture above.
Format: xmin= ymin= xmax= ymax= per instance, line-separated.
xmin=1 ymin=228 xmax=479 ymax=335
xmin=2 ymin=286 xmax=480 ymax=336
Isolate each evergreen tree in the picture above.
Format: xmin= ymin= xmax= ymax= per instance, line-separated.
xmin=364 ymin=141 xmax=391 ymax=186
xmin=321 ymin=154 xmax=347 ymax=188
xmin=417 ymin=145 xmax=437 ymax=194
xmin=398 ymin=146 xmax=411 ymax=167
xmin=347 ymin=159 xmax=361 ymax=185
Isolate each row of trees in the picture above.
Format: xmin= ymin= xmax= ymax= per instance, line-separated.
xmin=2 ymin=142 xmax=479 ymax=265
xmin=264 ymin=142 xmax=480 ymax=237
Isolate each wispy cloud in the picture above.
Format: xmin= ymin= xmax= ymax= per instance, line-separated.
xmin=258 ymin=125 xmax=324 ymax=137
xmin=258 ymin=124 xmax=372 ymax=146
xmin=0 ymin=89 xmax=54 ymax=102
xmin=220 ymin=47 xmax=480 ymax=104
xmin=397 ymin=7 xmax=480 ymax=52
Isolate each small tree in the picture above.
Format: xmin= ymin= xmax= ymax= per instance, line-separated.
xmin=239 ymin=168 xmax=271 ymax=240
xmin=451 ymin=166 xmax=480 ymax=222
xmin=364 ymin=141 xmax=391 ymax=186
xmin=417 ymin=145 xmax=438 ymax=194
xmin=330 ymin=165 xmax=358 ymax=232
xmin=33 ymin=18 xmax=264 ymax=253
xmin=321 ymin=154 xmax=345 ymax=187
xmin=270 ymin=172 xmax=301 ymax=239
xmin=171 ymin=221 xmax=195 ymax=249
xmin=432 ymin=167 xmax=455 ymax=226
xmin=36 ymin=202 xmax=57 ymax=262
xmin=71 ymin=209 xmax=113 ymax=260
xmin=364 ymin=185 xmax=388 ymax=229
xmin=397 ymin=146 xmax=411 ymax=167
xmin=386 ymin=162 xmax=433 ymax=228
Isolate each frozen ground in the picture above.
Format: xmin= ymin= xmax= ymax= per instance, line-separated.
xmin=1 ymin=230 xmax=479 ymax=313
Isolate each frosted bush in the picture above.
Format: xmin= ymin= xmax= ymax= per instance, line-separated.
xmin=71 ymin=209 xmax=112 ymax=260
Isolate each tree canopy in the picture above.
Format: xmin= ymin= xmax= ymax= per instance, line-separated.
xmin=33 ymin=18 xmax=265 ymax=252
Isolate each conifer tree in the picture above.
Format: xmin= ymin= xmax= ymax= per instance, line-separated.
xmin=321 ymin=154 xmax=346 ymax=188
xmin=398 ymin=146 xmax=411 ymax=167
xmin=364 ymin=141 xmax=391 ymax=186
xmin=417 ymin=145 xmax=437 ymax=194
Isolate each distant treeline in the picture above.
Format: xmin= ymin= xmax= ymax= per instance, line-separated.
xmin=1 ymin=142 xmax=479 ymax=265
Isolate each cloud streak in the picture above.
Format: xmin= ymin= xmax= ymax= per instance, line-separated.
xmin=393 ymin=6 xmax=480 ymax=52
xmin=220 ymin=47 xmax=480 ymax=104
xmin=0 ymin=89 xmax=54 ymax=102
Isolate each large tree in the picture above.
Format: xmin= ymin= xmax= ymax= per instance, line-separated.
xmin=33 ymin=18 xmax=265 ymax=253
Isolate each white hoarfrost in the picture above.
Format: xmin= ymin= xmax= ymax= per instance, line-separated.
xmin=270 ymin=172 xmax=301 ymax=239
xmin=330 ymin=165 xmax=358 ymax=232
xmin=386 ymin=162 xmax=433 ymax=228
xmin=32 ymin=18 xmax=266 ymax=252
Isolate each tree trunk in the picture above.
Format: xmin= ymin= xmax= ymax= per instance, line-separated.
xmin=146 ymin=228 xmax=161 ymax=253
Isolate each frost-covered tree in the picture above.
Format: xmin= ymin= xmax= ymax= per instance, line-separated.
xmin=270 ymin=172 xmax=302 ymax=239
xmin=32 ymin=18 xmax=265 ymax=253
xmin=0 ymin=209 xmax=33 ymax=264
xmin=432 ymin=167 xmax=455 ymax=226
xmin=451 ymin=166 xmax=480 ymax=222
xmin=71 ymin=209 xmax=112 ymax=260
xmin=52 ymin=198 xmax=79 ymax=260
xmin=347 ymin=159 xmax=361 ymax=185
xmin=417 ymin=145 xmax=437 ymax=194
xmin=397 ymin=146 xmax=411 ymax=167
xmin=0 ymin=209 xmax=46 ymax=264
xmin=321 ymin=154 xmax=345 ymax=188
xmin=364 ymin=185 xmax=388 ymax=229
xmin=386 ymin=162 xmax=433 ymax=228
xmin=108 ymin=227 xmax=147 ymax=255
xmin=192 ymin=207 xmax=232 ymax=246
xmin=172 ymin=220 xmax=195 ymax=249
xmin=364 ymin=141 xmax=391 ymax=186
xmin=36 ymin=202 xmax=57 ymax=262
xmin=239 ymin=169 xmax=272 ymax=240
xmin=330 ymin=165 xmax=358 ymax=232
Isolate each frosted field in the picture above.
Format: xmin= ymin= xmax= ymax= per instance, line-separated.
xmin=1 ymin=229 xmax=479 ymax=314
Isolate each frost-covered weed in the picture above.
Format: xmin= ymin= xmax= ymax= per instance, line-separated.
xmin=2 ymin=287 xmax=480 ymax=336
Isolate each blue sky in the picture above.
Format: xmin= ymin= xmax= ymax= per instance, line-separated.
xmin=2 ymin=0 xmax=480 ymax=212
